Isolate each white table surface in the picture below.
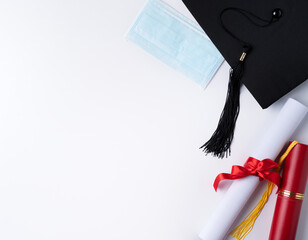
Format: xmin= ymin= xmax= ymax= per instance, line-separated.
xmin=0 ymin=0 xmax=308 ymax=239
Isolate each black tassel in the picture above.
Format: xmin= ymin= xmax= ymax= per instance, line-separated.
xmin=200 ymin=47 xmax=250 ymax=158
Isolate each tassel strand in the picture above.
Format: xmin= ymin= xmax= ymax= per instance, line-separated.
xmin=200 ymin=47 xmax=250 ymax=158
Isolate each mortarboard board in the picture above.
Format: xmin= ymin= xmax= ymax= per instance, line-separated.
xmin=182 ymin=0 xmax=308 ymax=158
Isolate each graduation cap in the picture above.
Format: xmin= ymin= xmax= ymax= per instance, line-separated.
xmin=182 ymin=0 xmax=308 ymax=158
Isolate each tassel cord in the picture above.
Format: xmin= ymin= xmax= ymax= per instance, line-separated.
xmin=201 ymin=7 xmax=280 ymax=158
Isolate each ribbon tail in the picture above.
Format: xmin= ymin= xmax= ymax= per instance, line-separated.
xmin=260 ymin=171 xmax=281 ymax=189
xmin=213 ymin=171 xmax=248 ymax=191
xmin=214 ymin=173 xmax=231 ymax=191
xmin=213 ymin=166 xmax=250 ymax=191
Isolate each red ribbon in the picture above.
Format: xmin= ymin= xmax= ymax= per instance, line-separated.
xmin=213 ymin=157 xmax=281 ymax=191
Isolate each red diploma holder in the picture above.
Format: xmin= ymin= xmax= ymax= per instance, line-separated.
xmin=269 ymin=143 xmax=308 ymax=240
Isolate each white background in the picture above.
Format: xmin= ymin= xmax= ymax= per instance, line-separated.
xmin=0 ymin=0 xmax=308 ymax=239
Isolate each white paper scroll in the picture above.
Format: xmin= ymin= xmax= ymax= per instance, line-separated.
xmin=199 ymin=98 xmax=308 ymax=240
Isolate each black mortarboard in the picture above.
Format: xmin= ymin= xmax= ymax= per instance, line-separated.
xmin=182 ymin=0 xmax=308 ymax=158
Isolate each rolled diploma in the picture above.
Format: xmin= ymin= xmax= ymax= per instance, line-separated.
xmin=199 ymin=98 xmax=308 ymax=240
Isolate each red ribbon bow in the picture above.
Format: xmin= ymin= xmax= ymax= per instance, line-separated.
xmin=213 ymin=157 xmax=281 ymax=191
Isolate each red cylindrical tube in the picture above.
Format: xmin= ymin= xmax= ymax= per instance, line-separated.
xmin=269 ymin=143 xmax=308 ymax=240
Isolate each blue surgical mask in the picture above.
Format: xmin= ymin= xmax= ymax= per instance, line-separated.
xmin=126 ymin=0 xmax=224 ymax=88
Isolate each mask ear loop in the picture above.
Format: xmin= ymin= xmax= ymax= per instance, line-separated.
xmin=200 ymin=8 xmax=282 ymax=158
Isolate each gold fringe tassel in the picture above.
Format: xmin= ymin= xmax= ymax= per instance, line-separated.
xmin=230 ymin=141 xmax=299 ymax=240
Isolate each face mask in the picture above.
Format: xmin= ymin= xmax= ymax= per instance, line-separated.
xmin=126 ymin=0 xmax=224 ymax=88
